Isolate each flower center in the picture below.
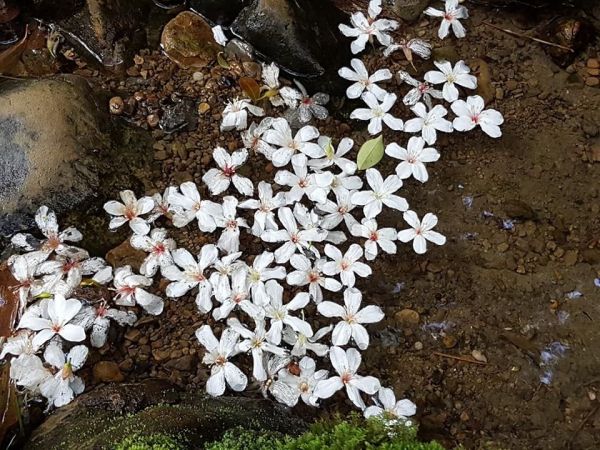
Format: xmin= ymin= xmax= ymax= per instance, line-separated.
xmin=51 ymin=324 xmax=62 ymax=333
xmin=341 ymin=372 xmax=352 ymax=385
xmin=471 ymin=114 xmax=480 ymax=124
xmin=227 ymin=220 xmax=238 ymax=229
xmin=369 ymin=231 xmax=379 ymax=241
xmin=153 ymin=243 xmax=166 ymax=255
xmin=298 ymin=178 xmax=309 ymax=188
xmin=250 ymin=337 xmax=263 ymax=349
xmin=45 ymin=234 xmax=61 ymax=250
xmin=443 ymin=12 xmax=455 ymax=21
xmin=340 ymin=259 xmax=350 ymax=271
xmin=124 ymin=207 xmax=136 ymax=220
xmin=290 ymin=234 xmax=300 ymax=244
xmin=337 ymin=206 xmax=348 ymax=214
xmin=308 ymin=271 xmax=320 ymax=283
xmin=372 ymin=107 xmax=384 ymax=118
xmin=62 ymin=260 xmax=79 ymax=273
xmin=223 ymin=166 xmax=236 ymax=177
xmin=299 ymin=381 xmax=310 ymax=393
xmin=215 ymin=355 xmax=227 ymax=366
xmin=120 ymin=285 xmax=136 ymax=296
xmin=233 ymin=292 xmax=246 ymax=304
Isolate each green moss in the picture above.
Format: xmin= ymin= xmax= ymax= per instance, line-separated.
xmin=114 ymin=433 xmax=184 ymax=450
xmin=205 ymin=414 xmax=445 ymax=450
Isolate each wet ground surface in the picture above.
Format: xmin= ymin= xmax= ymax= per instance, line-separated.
xmin=4 ymin=2 xmax=600 ymax=449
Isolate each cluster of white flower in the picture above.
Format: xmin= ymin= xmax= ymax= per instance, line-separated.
xmin=2 ymin=0 xmax=502 ymax=426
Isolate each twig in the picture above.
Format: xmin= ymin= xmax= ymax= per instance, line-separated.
xmin=482 ymin=21 xmax=574 ymax=53
xmin=432 ymin=352 xmax=487 ymax=365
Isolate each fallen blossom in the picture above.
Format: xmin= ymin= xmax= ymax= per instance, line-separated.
xmin=338 ymin=58 xmax=391 ymax=101
xmin=385 ymin=136 xmax=440 ymax=183
xmin=425 ymin=0 xmax=469 ymax=40
xmin=350 ymin=92 xmax=404 ymax=135
xmin=398 ymin=210 xmax=446 ymax=254
xmin=451 ymin=95 xmax=504 ymax=138
xmin=424 ymin=60 xmax=477 ymax=103
xmin=404 ymin=102 xmax=453 ymax=145
xmin=202 ymin=147 xmax=254 ymax=196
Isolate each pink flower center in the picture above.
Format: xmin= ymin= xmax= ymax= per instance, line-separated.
xmin=62 ymin=260 xmax=80 ymax=273
xmin=124 ymin=207 xmax=136 ymax=220
xmin=215 ymin=355 xmax=226 ymax=366
xmin=298 ymin=178 xmax=309 ymax=188
xmin=337 ymin=206 xmax=347 ymax=214
xmin=308 ymin=271 xmax=320 ymax=283
xmin=471 ymin=114 xmax=480 ymax=124
xmin=45 ymin=234 xmax=61 ymax=251
xmin=233 ymin=293 xmax=246 ymax=304
xmin=223 ymin=165 xmax=236 ymax=177
xmin=341 ymin=372 xmax=352 ymax=384
xmin=340 ymin=260 xmax=350 ymax=271
xmin=119 ymin=286 xmax=136 ymax=296
xmin=153 ymin=243 xmax=166 ymax=255
xmin=227 ymin=220 xmax=238 ymax=229
xmin=291 ymin=234 xmax=299 ymax=244
xmin=369 ymin=231 xmax=379 ymax=241
xmin=444 ymin=12 xmax=455 ymax=21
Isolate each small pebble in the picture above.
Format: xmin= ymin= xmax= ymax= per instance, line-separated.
xmin=109 ymin=96 xmax=124 ymax=115
xmin=471 ymin=350 xmax=487 ymax=363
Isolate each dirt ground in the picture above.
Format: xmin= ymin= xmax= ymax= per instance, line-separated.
xmin=44 ymin=3 xmax=600 ymax=450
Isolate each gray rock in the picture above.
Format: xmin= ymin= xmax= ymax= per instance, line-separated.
xmin=189 ymin=0 xmax=252 ymax=26
xmin=0 ymin=75 xmax=151 ymax=252
xmin=231 ymin=0 xmax=350 ymax=94
xmin=392 ymin=0 xmax=431 ymax=22
xmin=25 ymin=380 xmax=306 ymax=450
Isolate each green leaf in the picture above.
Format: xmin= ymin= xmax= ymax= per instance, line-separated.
xmin=356 ymin=135 xmax=384 ymax=170
xmin=324 ymin=139 xmax=335 ymax=160
xmin=216 ymin=52 xmax=230 ymax=69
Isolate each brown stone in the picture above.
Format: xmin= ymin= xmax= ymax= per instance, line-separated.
xmin=587 ymin=58 xmax=600 ymax=69
xmin=161 ymin=11 xmax=220 ymax=69
xmin=585 ymin=77 xmax=600 ymax=87
xmin=93 ymin=361 xmax=125 ymax=383
xmin=105 ymin=240 xmax=146 ymax=272
xmin=394 ymin=309 xmax=420 ymax=328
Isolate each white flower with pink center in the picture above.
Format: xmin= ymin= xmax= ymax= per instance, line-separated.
xmin=451 ymin=95 xmax=504 ymax=138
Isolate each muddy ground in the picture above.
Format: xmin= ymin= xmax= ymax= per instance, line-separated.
xmin=16 ymin=2 xmax=600 ymax=450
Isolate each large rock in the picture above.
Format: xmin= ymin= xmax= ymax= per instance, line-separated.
xmin=231 ymin=0 xmax=350 ymax=94
xmin=0 ymin=75 xmax=151 ymax=253
xmin=393 ymin=0 xmax=431 ymax=22
xmin=190 ymin=0 xmax=252 ymax=26
xmin=25 ymin=380 xmax=306 ymax=449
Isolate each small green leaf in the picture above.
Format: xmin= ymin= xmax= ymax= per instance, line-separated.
xmin=216 ymin=52 xmax=230 ymax=69
xmin=356 ymin=135 xmax=384 ymax=170
xmin=324 ymin=139 xmax=335 ymax=160
xmin=33 ymin=292 xmax=52 ymax=300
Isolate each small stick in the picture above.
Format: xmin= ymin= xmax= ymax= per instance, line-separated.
xmin=482 ymin=21 xmax=574 ymax=53
xmin=567 ymin=404 xmax=599 ymax=449
xmin=432 ymin=351 xmax=487 ymax=365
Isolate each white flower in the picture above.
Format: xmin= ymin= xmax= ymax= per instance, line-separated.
xmin=35 ymin=249 xmax=106 ymax=297
xmin=209 ymin=252 xmax=244 ymax=294
xmin=331 ymin=171 xmax=364 ymax=195
xmin=168 ymin=182 xmax=221 ymax=231
xmin=339 ymin=0 xmax=398 ymax=54
xmin=0 ymin=330 xmax=40 ymax=359
xmin=213 ymin=268 xmax=261 ymax=321
xmin=383 ymin=38 xmax=432 ymax=63
xmin=202 ymin=147 xmax=254 ymax=196
xmin=424 ymin=60 xmax=477 ymax=103
xmin=9 ymin=354 xmax=50 ymax=393
xmin=323 ymin=243 xmax=372 ymax=288
xmin=278 ymin=356 xmax=329 ymax=407
xmin=338 ymin=59 xmax=391 ymax=101
xmin=247 ymin=252 xmax=287 ymax=306
xmin=196 ymin=325 xmax=247 ymax=396
xmin=11 ymin=205 xmax=82 ymax=256
xmin=404 ymin=103 xmax=453 ymax=145
xmin=40 ymin=343 xmax=88 ymax=407
xmin=9 ymin=254 xmax=45 ymax=310
xmin=103 ymin=190 xmax=154 ymax=235
xmin=213 ymin=196 xmax=248 ymax=254
xmin=239 ymin=181 xmax=287 ymax=237
xmin=350 ymin=92 xmax=403 ymax=135
xmin=351 ymin=219 xmax=397 ymax=261
xmin=313 ymin=346 xmax=381 ymax=410
xmin=212 ymin=25 xmax=228 ymax=46
xmin=275 ymin=154 xmax=333 ymax=205
xmin=18 ymin=295 xmax=86 ymax=347
xmin=148 ymin=187 xmax=176 ymax=222
xmin=260 ymin=354 xmax=297 ymax=406
xmin=262 ymin=118 xmax=324 ymax=167
xmin=113 ymin=265 xmax=164 ymax=315
xmin=385 ymin=137 xmax=440 ymax=183
xmin=296 ymin=91 xmax=330 ymax=124
xmin=318 ymin=288 xmax=383 ymax=350
xmin=90 ymin=302 xmax=136 ymax=348
xmin=397 ymin=210 xmax=446 ymax=254
xmin=130 ymin=228 xmax=176 ymax=277
xmin=425 ymin=0 xmax=469 ymax=40
xmin=351 ymin=169 xmax=408 ymax=219
xmin=221 ymin=98 xmax=264 ymax=132
xmin=242 ymin=118 xmax=275 ymax=156
xmin=162 ymin=245 xmax=218 ymax=313
xmin=451 ymin=95 xmax=504 ymax=138
xmin=286 ymin=255 xmax=342 ymax=304
xmin=261 ymin=63 xmax=285 ymax=107
xmin=364 ymin=387 xmax=417 ymax=425
xmin=227 ymin=317 xmax=287 ymax=381
xmin=317 ymin=188 xmax=359 ymax=234
xmin=397 ymin=70 xmax=443 ymax=108
xmin=262 ymin=207 xmax=326 ymax=264
xmin=283 ymin=325 xmax=333 ymax=357
xmin=279 ymin=86 xmax=303 ymax=109
xmin=263 ymin=280 xmax=313 ymax=345
xmin=310 ymin=137 xmax=357 ymax=174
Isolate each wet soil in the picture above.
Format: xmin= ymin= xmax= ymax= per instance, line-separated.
xmin=6 ymin=2 xmax=600 ymax=450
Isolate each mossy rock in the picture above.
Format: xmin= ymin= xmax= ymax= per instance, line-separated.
xmin=25 ymin=380 xmax=306 ymax=450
